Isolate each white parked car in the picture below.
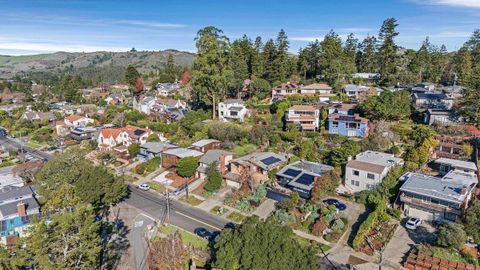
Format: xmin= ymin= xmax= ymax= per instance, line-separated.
xmin=405 ymin=217 xmax=421 ymax=230
xmin=138 ymin=183 xmax=150 ymax=191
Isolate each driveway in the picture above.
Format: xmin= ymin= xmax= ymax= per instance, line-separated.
xmin=382 ymin=219 xmax=437 ymax=267
xmin=131 ymin=214 xmax=156 ymax=270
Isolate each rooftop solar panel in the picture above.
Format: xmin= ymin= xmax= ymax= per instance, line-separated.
xmin=283 ymin=168 xmax=302 ymax=178
xmin=294 ymin=173 xmax=315 ymax=185
xmin=261 ymin=156 xmax=282 ymax=166
xmin=134 ymin=130 xmax=145 ymax=136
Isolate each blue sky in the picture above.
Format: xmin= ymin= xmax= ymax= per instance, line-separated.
xmin=1 ymin=0 xmax=480 ymax=55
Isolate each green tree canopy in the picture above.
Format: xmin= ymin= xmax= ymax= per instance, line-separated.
xmin=463 ymin=199 xmax=480 ymax=243
xmin=176 ymin=156 xmax=198 ymax=178
xmin=357 ymin=90 xmax=411 ymax=121
xmin=214 ymin=216 xmax=317 ymax=270
xmin=204 ymin=161 xmax=223 ymax=193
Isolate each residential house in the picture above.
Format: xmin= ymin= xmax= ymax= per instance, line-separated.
xmin=133 ymin=96 xmax=156 ymax=115
xmin=399 ymin=170 xmax=477 ymax=222
xmin=138 ymin=142 xmax=178 ymax=161
xmin=225 ymin=152 xmax=288 ymax=188
xmin=55 ymin=115 xmax=94 ymax=136
xmin=97 ymin=125 xmax=151 ymax=150
xmin=218 ymin=99 xmax=249 ymax=123
xmin=345 ymin=151 xmax=404 ymax=193
xmin=105 ymin=93 xmax=126 ymax=105
xmin=197 ymin=150 xmax=233 ymax=179
xmin=271 ymin=82 xmax=301 ymax=101
xmin=62 ymin=104 xmax=97 ymax=116
xmin=352 ymin=73 xmax=381 ymax=81
xmin=1 ymin=88 xmax=26 ymax=104
xmin=424 ymin=109 xmax=461 ymax=126
xmin=327 ymin=113 xmax=369 ymax=138
xmin=156 ymin=82 xmax=180 ymax=96
xmin=285 ymin=105 xmax=320 ymax=131
xmin=411 ymin=82 xmax=435 ymax=93
xmin=276 ymin=160 xmax=334 ymax=199
xmin=191 ymin=139 xmax=221 ymax=153
xmin=0 ymin=185 xmax=40 ymax=244
xmin=154 ymin=99 xmax=187 ymax=112
xmin=433 ymin=158 xmax=477 ymax=176
xmin=343 ymin=84 xmax=369 ymax=98
xmin=300 ymin=83 xmax=333 ymax=101
xmin=161 ymin=148 xmax=203 ymax=168
xmin=434 ymin=126 xmax=479 ymax=160
xmin=441 ymin=85 xmax=464 ymax=99
xmin=328 ymin=103 xmax=356 ymax=115
xmin=0 ymin=166 xmax=24 ymax=188
xmin=413 ymin=93 xmax=453 ymax=110
xmin=21 ymin=111 xmax=56 ymax=122
xmin=161 ymin=107 xmax=190 ymax=123
xmin=70 ymin=127 xmax=98 ymax=141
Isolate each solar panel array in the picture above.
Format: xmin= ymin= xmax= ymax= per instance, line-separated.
xmin=134 ymin=129 xmax=145 ymax=136
xmin=261 ymin=156 xmax=282 ymax=166
xmin=337 ymin=115 xmax=361 ymax=122
xmin=283 ymin=168 xmax=302 ymax=178
xmin=294 ymin=173 xmax=315 ymax=185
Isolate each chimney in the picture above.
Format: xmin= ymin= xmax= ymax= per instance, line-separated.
xmin=220 ymin=155 xmax=226 ymax=175
xmin=17 ymin=201 xmax=26 ymax=217
xmin=461 ymin=185 xmax=467 ymax=195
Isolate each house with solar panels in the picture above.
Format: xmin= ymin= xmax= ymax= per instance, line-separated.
xmin=276 ymin=160 xmax=334 ymax=199
xmin=327 ymin=113 xmax=369 ymax=138
xmin=225 ymin=152 xmax=288 ymax=188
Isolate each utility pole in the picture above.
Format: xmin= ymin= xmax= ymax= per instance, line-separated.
xmin=166 ymin=191 xmax=171 ymax=224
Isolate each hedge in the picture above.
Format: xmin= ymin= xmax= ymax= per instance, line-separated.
xmin=352 ymin=203 xmax=389 ymax=250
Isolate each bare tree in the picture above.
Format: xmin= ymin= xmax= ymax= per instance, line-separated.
xmin=147 ymin=233 xmax=188 ymax=270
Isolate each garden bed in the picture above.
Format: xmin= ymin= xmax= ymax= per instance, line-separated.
xmin=158 ymin=224 xmax=208 ymax=250
xmin=148 ymin=181 xmax=166 ymax=192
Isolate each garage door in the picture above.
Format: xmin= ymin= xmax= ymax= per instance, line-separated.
xmin=408 ymin=206 xmax=435 ymax=221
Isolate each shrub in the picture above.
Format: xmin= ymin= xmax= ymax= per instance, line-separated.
xmin=387 ymin=208 xmax=402 ymax=219
xmin=311 ymin=220 xmax=328 ymax=236
xmin=331 ymin=219 xmax=345 ymax=232
xmin=145 ymin=157 xmax=161 ymax=172
xmin=135 ymin=163 xmax=146 ymax=175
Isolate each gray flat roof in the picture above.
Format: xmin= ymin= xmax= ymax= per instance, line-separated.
xmin=140 ymin=142 xmax=177 ymax=154
xmin=400 ymin=173 xmax=476 ymax=204
xmin=163 ymin=147 xmax=203 ymax=158
xmin=0 ymin=197 xmax=39 ymax=217
xmin=191 ymin=139 xmax=220 ymax=148
xmin=199 ymin=150 xmax=232 ymax=165
xmin=435 ymin=158 xmax=477 ymax=171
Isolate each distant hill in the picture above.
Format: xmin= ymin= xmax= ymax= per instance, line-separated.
xmin=0 ymin=50 xmax=195 ymax=81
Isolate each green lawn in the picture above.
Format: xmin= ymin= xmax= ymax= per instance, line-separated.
xmin=25 ymin=141 xmax=43 ymax=148
xmin=159 ymin=225 xmax=208 ymax=250
xmin=180 ymin=196 xmax=203 ymax=206
xmin=227 ymin=211 xmax=246 ymax=223
xmin=210 ymin=206 xmax=228 ymax=216
xmin=148 ymin=181 xmax=166 ymax=192
xmin=233 ymin=143 xmax=257 ymax=156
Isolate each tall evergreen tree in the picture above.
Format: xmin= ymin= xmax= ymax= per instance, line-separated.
xmin=344 ymin=33 xmax=358 ymax=73
xmin=377 ymin=18 xmax=399 ymax=84
xmin=273 ymin=29 xmax=290 ymax=83
xmin=262 ymin=39 xmax=277 ymax=83
xmin=358 ymin=35 xmax=377 ymax=72
xmin=251 ymin=36 xmax=264 ymax=78
xmin=165 ymin=53 xmax=177 ymax=81
xmin=319 ymin=31 xmax=348 ymax=88
xmin=191 ymin=26 xmax=233 ymax=119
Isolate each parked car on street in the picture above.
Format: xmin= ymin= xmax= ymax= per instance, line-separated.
xmin=194 ymin=227 xmax=212 ymax=240
xmin=405 ymin=217 xmax=422 ymax=230
xmin=138 ymin=183 xmax=150 ymax=191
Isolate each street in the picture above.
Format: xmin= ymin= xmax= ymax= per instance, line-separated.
xmin=0 ymin=136 xmax=53 ymax=160
xmin=125 ymin=185 xmax=230 ymax=233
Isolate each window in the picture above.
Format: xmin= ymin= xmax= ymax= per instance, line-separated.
xmin=348 ymin=122 xmax=358 ymax=129
xmin=350 ymin=180 xmax=359 ymax=186
xmin=366 ymin=184 xmax=375 ymax=190
xmin=353 ymin=170 xmax=360 ymax=176
xmin=367 ymin=173 xmax=375 ymax=179
xmin=332 ymin=121 xmax=338 ymax=128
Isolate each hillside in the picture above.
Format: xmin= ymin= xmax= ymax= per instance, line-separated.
xmin=0 ymin=50 xmax=195 ymax=80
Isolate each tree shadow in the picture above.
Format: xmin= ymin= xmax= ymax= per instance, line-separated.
xmin=347 ymin=208 xmax=372 ymax=246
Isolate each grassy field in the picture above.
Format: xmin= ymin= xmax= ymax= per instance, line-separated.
xmin=233 ymin=143 xmax=257 ymax=156
xmin=159 ymin=225 xmax=208 ymax=250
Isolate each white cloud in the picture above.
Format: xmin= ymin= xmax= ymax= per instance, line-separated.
xmin=290 ymin=36 xmax=322 ymax=42
xmin=114 ymin=20 xmax=187 ymax=28
xmin=423 ymin=0 xmax=480 ymax=8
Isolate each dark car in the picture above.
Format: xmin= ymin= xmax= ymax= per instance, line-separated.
xmin=323 ymin=198 xmax=347 ymax=211
xmin=0 ymin=128 xmax=6 ymax=137
xmin=194 ymin=227 xmax=212 ymax=240
xmin=47 ymin=146 xmax=58 ymax=151
xmin=224 ymin=222 xmax=236 ymax=230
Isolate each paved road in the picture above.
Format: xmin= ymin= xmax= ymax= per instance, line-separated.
xmin=0 ymin=136 xmax=53 ymax=160
xmin=131 ymin=214 xmax=155 ymax=270
xmin=125 ymin=184 xmax=230 ymax=233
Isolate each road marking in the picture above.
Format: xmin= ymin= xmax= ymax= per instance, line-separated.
xmin=175 ymin=211 xmax=222 ymax=231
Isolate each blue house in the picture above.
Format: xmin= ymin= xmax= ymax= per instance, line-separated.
xmin=327 ymin=113 xmax=369 ymax=138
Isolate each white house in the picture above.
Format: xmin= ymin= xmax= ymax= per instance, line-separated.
xmin=55 ymin=115 xmax=94 ymax=136
xmin=344 ymin=151 xmax=404 ymax=193
xmin=97 ymin=125 xmax=151 ymax=150
xmin=133 ymin=96 xmax=156 ymax=115
xmin=218 ymin=99 xmax=249 ymax=123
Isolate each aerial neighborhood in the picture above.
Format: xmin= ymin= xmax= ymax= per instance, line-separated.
xmin=1 ymin=5 xmax=480 ymax=270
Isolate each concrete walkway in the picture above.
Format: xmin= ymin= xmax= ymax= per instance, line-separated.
xmin=252 ymin=199 xmax=276 ymax=219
